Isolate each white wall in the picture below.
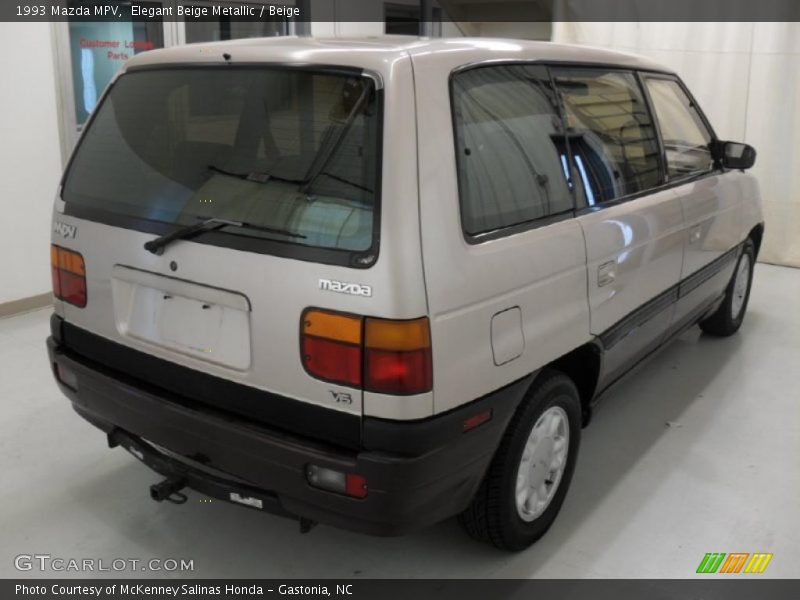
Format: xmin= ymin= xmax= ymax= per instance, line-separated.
xmin=0 ymin=23 xmax=63 ymax=305
xmin=307 ymin=0 xmax=469 ymax=37
xmin=461 ymin=21 xmax=551 ymax=39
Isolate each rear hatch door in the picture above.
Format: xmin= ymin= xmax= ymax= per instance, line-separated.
xmin=55 ymin=64 xmax=386 ymax=448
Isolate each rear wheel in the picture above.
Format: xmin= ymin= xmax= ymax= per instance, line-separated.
xmin=699 ymin=239 xmax=755 ymax=337
xmin=459 ymin=370 xmax=581 ymax=550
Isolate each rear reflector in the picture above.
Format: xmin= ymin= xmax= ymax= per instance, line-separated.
xmin=306 ymin=464 xmax=368 ymax=499
xmin=301 ymin=309 xmax=433 ymax=395
xmin=345 ymin=473 xmax=368 ymax=499
xmin=463 ymin=409 xmax=492 ymax=432
xmin=51 ymin=245 xmax=86 ymax=308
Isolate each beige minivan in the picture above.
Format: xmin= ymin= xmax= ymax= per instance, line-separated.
xmin=48 ymin=37 xmax=763 ymax=550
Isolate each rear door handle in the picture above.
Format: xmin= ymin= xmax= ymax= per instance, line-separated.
xmin=690 ymin=225 xmax=702 ymax=244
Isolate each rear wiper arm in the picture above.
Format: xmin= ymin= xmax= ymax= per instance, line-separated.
xmin=207 ymin=164 xmax=304 ymax=185
xmin=315 ymin=172 xmax=374 ymax=194
xmin=144 ymin=217 xmax=304 ymax=256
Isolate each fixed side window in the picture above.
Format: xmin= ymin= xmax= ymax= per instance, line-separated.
xmin=452 ymin=65 xmax=574 ymax=237
xmin=644 ymin=77 xmax=714 ymax=179
xmin=553 ymin=68 xmax=662 ymax=206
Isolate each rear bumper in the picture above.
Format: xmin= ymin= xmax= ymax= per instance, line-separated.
xmin=47 ymin=320 xmax=530 ymax=536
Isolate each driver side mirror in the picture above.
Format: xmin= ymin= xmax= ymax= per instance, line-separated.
xmin=713 ymin=140 xmax=757 ymax=170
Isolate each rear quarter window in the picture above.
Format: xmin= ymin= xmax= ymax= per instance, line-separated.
xmin=451 ymin=65 xmax=574 ymax=238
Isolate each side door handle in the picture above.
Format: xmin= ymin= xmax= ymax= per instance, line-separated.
xmin=690 ymin=224 xmax=702 ymax=244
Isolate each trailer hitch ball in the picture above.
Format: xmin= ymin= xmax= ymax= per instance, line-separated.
xmin=150 ymin=477 xmax=188 ymax=504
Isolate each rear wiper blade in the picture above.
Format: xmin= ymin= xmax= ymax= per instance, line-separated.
xmin=207 ymin=164 xmax=304 ymax=185
xmin=315 ymin=172 xmax=374 ymax=194
xmin=144 ymin=217 xmax=305 ymax=256
xmin=301 ymin=84 xmax=372 ymax=196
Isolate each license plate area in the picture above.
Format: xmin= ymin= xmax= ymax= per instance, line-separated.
xmin=159 ymin=294 xmax=223 ymax=352
xmin=111 ymin=266 xmax=251 ymax=371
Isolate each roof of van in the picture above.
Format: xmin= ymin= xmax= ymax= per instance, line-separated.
xmin=123 ymin=36 xmax=671 ymax=76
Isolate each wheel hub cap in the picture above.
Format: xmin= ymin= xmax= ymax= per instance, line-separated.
xmin=515 ymin=405 xmax=570 ymax=522
xmin=731 ymin=254 xmax=751 ymax=320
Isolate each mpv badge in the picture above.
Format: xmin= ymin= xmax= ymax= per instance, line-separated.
xmin=53 ymin=221 xmax=77 ymax=239
xmin=319 ymin=278 xmax=372 ymax=297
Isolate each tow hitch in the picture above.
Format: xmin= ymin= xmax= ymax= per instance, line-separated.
xmin=150 ymin=477 xmax=188 ymax=504
xmin=105 ymin=428 xmax=309 ymax=530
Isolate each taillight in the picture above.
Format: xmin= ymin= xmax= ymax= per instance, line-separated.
xmin=300 ymin=309 xmax=433 ymax=395
xmin=51 ymin=245 xmax=87 ymax=308
xmin=364 ymin=317 xmax=432 ymax=394
xmin=301 ymin=309 xmax=363 ymax=387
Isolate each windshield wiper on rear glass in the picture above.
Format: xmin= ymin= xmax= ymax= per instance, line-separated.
xmin=207 ymin=164 xmax=305 ymax=185
xmin=315 ymin=172 xmax=374 ymax=194
xmin=301 ymin=83 xmax=372 ymax=196
xmin=143 ymin=217 xmax=305 ymax=256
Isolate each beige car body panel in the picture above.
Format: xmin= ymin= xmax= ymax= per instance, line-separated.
xmin=577 ymin=189 xmax=685 ymax=382
xmin=410 ymin=43 xmax=591 ymax=415
xmin=51 ymin=37 xmax=763 ymax=427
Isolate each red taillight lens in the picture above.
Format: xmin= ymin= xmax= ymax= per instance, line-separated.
xmin=364 ymin=347 xmax=432 ymax=394
xmin=60 ymin=271 xmax=87 ymax=307
xmin=301 ymin=335 xmax=361 ymax=387
xmin=365 ymin=317 xmax=432 ymax=395
xmin=51 ymin=245 xmax=86 ymax=308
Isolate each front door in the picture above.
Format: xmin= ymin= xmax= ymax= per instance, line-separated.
xmin=553 ymin=67 xmax=685 ymax=387
xmin=642 ymin=75 xmax=743 ymax=331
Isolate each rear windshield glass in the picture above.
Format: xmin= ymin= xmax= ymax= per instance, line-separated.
xmin=62 ymin=67 xmax=380 ymax=254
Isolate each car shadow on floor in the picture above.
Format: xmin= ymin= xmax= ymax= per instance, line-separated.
xmin=65 ymin=325 xmax=745 ymax=578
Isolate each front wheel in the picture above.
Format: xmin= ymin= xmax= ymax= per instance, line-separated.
xmin=699 ymin=239 xmax=755 ymax=337
xmin=459 ymin=370 xmax=582 ymax=550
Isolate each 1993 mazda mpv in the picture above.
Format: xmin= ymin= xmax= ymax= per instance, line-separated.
xmin=48 ymin=37 xmax=763 ymax=550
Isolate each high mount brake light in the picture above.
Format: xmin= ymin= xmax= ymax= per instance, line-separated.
xmin=51 ymin=245 xmax=87 ymax=308
xmin=301 ymin=309 xmax=432 ymax=395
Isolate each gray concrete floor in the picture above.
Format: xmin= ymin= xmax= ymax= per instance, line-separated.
xmin=1 ymin=263 xmax=798 ymax=579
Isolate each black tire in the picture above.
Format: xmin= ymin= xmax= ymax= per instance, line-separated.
xmin=699 ymin=239 xmax=755 ymax=337
xmin=458 ymin=369 xmax=582 ymax=551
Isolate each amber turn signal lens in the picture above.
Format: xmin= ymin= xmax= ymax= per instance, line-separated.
xmin=365 ymin=317 xmax=431 ymax=351
xmin=303 ymin=309 xmax=362 ymax=345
